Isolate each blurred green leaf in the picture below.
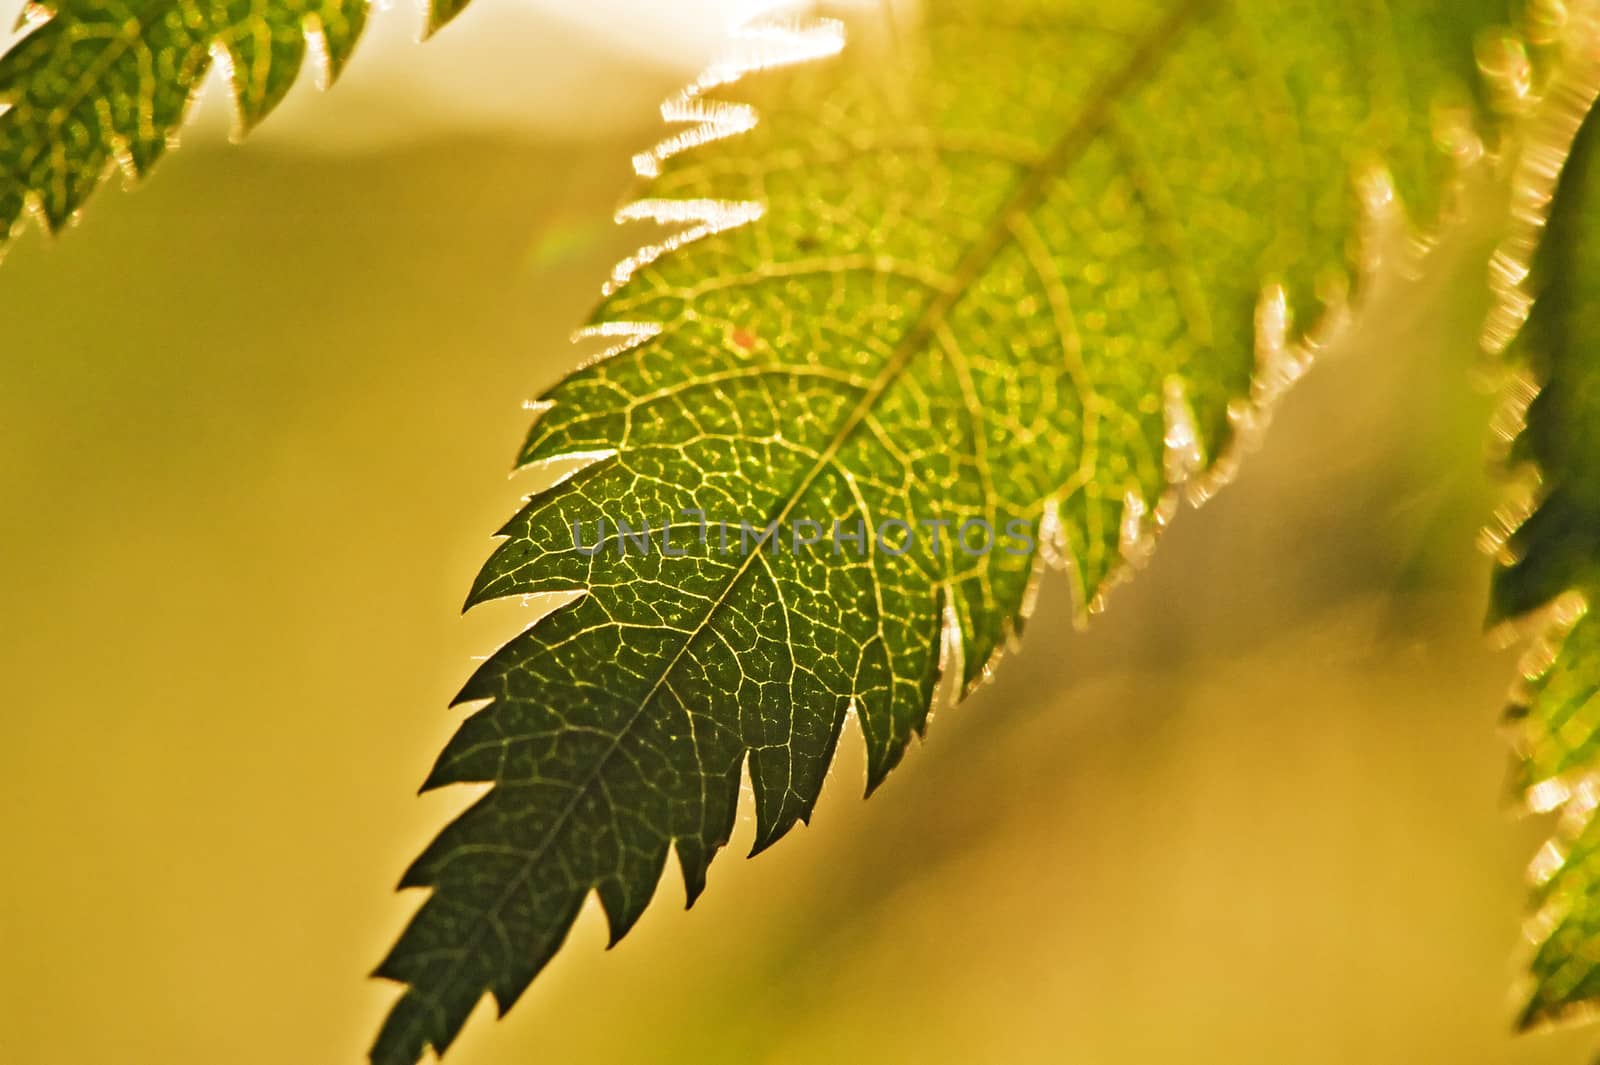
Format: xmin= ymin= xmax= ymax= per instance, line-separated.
xmin=371 ymin=2 xmax=1502 ymax=1061
xmin=1490 ymin=86 xmax=1600 ymax=1031
xmin=0 ymin=0 xmax=479 ymax=238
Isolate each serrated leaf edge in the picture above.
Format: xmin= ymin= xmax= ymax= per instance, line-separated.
xmin=377 ymin=3 xmax=1512 ymax=1055
xmin=1470 ymin=0 xmax=1600 ymax=1036
xmin=0 ymin=0 xmax=365 ymax=245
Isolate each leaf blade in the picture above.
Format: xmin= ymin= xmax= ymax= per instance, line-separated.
xmin=1478 ymin=5 xmax=1600 ymax=1030
xmin=0 ymin=0 xmax=469 ymax=242
xmin=374 ymin=2 xmax=1503 ymax=1060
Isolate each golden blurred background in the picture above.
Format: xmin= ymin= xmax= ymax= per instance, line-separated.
xmin=0 ymin=2 xmax=1593 ymax=1062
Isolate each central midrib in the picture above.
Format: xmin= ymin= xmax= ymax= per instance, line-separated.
xmin=383 ymin=0 xmax=1213 ymax=1044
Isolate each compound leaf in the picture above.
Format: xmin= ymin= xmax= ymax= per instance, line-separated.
xmin=372 ymin=1 xmax=1502 ymax=1060
xmin=0 ymin=0 xmax=472 ymax=239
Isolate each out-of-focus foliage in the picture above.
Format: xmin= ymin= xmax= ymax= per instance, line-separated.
xmin=1493 ymin=95 xmax=1600 ymax=1030
xmin=0 ymin=0 xmax=482 ymax=239
xmin=370 ymin=2 xmax=1506 ymax=1061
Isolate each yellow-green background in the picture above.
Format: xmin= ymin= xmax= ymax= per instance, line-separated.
xmin=0 ymin=3 xmax=1590 ymax=1062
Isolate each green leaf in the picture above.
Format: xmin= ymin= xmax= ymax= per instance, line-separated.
xmin=372 ymin=2 xmax=1501 ymax=1060
xmin=1480 ymin=10 xmax=1600 ymax=1030
xmin=0 ymin=0 xmax=471 ymax=239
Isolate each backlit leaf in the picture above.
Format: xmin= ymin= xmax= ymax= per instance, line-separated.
xmin=371 ymin=2 xmax=1504 ymax=1060
xmin=0 ymin=0 xmax=472 ymax=239
xmin=1477 ymin=2 xmax=1600 ymax=1030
